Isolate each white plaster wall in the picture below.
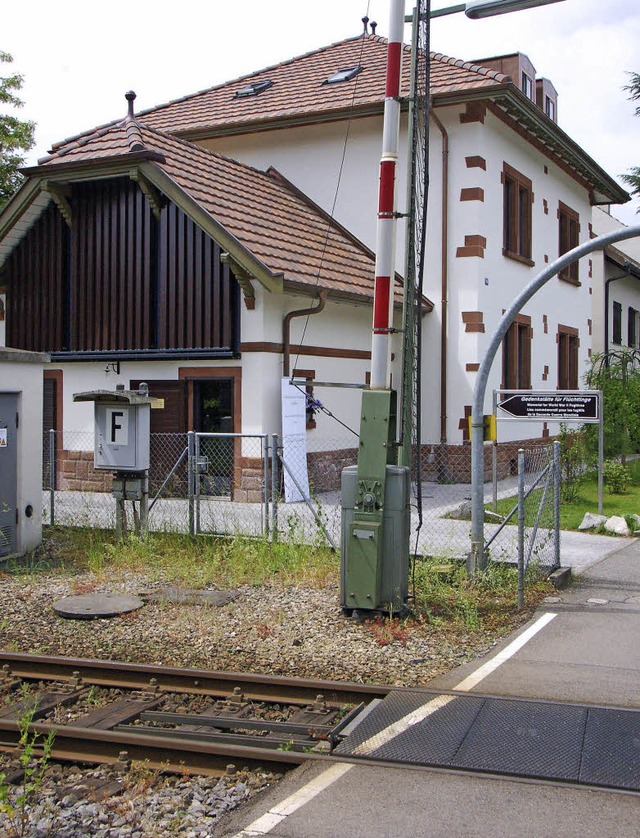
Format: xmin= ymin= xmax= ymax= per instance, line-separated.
xmin=434 ymin=106 xmax=594 ymax=443
xmin=0 ymin=349 xmax=48 ymax=555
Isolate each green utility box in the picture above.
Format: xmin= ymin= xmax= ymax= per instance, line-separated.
xmin=340 ymin=464 xmax=411 ymax=612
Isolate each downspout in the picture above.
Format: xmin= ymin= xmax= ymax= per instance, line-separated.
xmin=282 ymin=291 xmax=327 ymax=377
xmin=431 ymin=109 xmax=449 ymax=443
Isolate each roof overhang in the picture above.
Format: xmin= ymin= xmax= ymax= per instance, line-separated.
xmin=433 ymin=84 xmax=629 ymax=206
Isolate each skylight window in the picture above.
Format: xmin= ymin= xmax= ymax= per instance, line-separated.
xmin=323 ymin=66 xmax=363 ymax=85
xmin=234 ymin=80 xmax=274 ymax=98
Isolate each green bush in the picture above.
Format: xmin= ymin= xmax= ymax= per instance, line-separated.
xmin=603 ymin=459 xmax=631 ymax=494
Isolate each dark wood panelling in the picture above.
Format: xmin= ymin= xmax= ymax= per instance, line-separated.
xmin=6 ymin=204 xmax=69 ymax=351
xmin=6 ymin=177 xmax=240 ymax=356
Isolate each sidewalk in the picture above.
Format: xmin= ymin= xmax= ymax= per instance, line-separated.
xmin=219 ymin=539 xmax=640 ymax=838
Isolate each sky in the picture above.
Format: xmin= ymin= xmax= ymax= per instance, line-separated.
xmin=3 ymin=0 xmax=639 ymax=224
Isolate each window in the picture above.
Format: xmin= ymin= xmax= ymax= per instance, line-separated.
xmin=502 ymin=316 xmax=532 ymax=390
xmin=558 ymin=201 xmax=580 ymax=283
xmin=629 ymin=307 xmax=639 ymax=348
xmin=323 ymin=66 xmax=363 ymax=84
xmin=545 ymin=96 xmax=555 ymax=121
xmin=558 ymin=326 xmax=579 ymax=390
xmin=293 ymin=369 xmax=318 ymax=430
xmin=234 ymin=80 xmax=273 ymax=98
xmin=522 ymin=72 xmax=533 ymax=99
xmin=612 ymin=301 xmax=622 ymax=345
xmin=503 ymin=163 xmax=533 ymax=264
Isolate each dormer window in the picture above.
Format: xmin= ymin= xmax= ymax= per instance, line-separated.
xmin=521 ymin=72 xmax=533 ymax=100
xmin=323 ymin=66 xmax=363 ymax=85
xmin=234 ymin=80 xmax=274 ymax=98
xmin=545 ymin=96 xmax=555 ymax=121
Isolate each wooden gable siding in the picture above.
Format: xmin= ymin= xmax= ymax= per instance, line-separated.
xmin=6 ymin=204 xmax=69 ymax=351
xmin=5 ymin=177 xmax=240 ymax=356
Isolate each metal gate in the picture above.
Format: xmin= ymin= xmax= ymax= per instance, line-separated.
xmin=485 ymin=441 xmax=560 ymax=606
xmin=0 ymin=393 xmax=18 ymax=557
xmin=194 ymin=433 xmax=271 ymax=538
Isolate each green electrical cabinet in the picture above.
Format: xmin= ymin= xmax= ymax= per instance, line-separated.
xmin=340 ymin=464 xmax=411 ymax=613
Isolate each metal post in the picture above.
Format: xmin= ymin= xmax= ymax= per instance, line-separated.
xmin=553 ymin=440 xmax=561 ymax=570
xmin=140 ymin=471 xmax=149 ymax=539
xmin=598 ymin=390 xmax=604 ymax=516
xmin=263 ymin=435 xmax=270 ymax=540
xmin=471 ymin=226 xmax=640 ymax=577
xmin=194 ymin=432 xmax=201 ymax=536
xmin=492 ymin=390 xmax=498 ymax=512
xmin=49 ymin=428 xmax=56 ymax=526
xmin=517 ymin=448 xmax=525 ymax=610
xmin=272 ymin=434 xmax=279 ymax=543
xmin=187 ymin=431 xmax=195 ymax=536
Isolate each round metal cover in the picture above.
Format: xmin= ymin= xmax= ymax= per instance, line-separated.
xmin=53 ymin=593 xmax=144 ymax=620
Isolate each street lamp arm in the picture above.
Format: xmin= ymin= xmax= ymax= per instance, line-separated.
xmin=469 ymin=224 xmax=640 ymax=573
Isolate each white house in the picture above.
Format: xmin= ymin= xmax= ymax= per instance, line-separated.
xmin=0 ymin=32 xmax=628 ymax=491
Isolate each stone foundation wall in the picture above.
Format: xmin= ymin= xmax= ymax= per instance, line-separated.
xmin=57 ymin=450 xmax=112 ymax=493
xmin=419 ymin=437 xmax=551 ymax=484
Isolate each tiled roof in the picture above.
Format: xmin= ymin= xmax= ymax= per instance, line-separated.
xmin=48 ymin=36 xmax=508 ymax=150
xmin=40 ymin=120 xmax=386 ymax=303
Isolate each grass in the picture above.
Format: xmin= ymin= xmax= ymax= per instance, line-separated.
xmin=8 ymin=527 xmax=553 ymax=634
xmin=490 ymin=458 xmax=640 ymax=532
xmin=34 ymin=526 xmax=339 ymax=588
xmin=410 ymin=556 xmax=552 ymax=630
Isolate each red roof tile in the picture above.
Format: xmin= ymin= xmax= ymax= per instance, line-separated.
xmin=40 ymin=121 xmax=385 ymax=302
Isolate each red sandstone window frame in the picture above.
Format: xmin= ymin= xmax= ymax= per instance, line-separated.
xmin=502 ymin=315 xmax=532 ymax=390
xmin=558 ymin=201 xmax=580 ymax=284
xmin=557 ymin=325 xmax=579 ymax=390
xmin=502 ymin=163 xmax=534 ymax=266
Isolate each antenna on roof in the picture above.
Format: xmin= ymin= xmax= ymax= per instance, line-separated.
xmin=370 ymin=20 xmax=377 ymax=34
xmin=125 ymin=91 xmax=136 ymax=118
xmin=362 ymin=15 xmax=369 ymax=34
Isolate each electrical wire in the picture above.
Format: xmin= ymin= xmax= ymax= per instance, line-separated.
xmin=290 ymin=3 xmax=372 ymax=388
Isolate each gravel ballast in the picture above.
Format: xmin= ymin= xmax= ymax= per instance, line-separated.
xmin=0 ymin=563 xmax=536 ymax=835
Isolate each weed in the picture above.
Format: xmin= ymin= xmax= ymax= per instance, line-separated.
xmin=364 ymin=616 xmax=410 ymax=648
xmin=0 ymin=699 xmax=56 ymax=838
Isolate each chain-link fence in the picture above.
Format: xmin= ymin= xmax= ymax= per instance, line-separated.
xmin=42 ymin=431 xmax=559 ymax=581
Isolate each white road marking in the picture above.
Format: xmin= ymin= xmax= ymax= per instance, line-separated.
xmin=232 ymin=611 xmax=557 ymax=836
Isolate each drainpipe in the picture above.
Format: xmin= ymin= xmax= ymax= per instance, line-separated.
xmin=431 ymin=109 xmax=449 ymax=443
xmin=283 ymin=291 xmax=327 ymax=377
xmin=604 ymin=261 xmax=640 ymax=361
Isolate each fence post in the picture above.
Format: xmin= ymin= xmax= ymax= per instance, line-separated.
xmin=49 ymin=429 xmax=56 ymax=526
xmin=517 ymin=448 xmax=525 ymax=610
xmin=188 ymin=431 xmax=195 ymax=536
xmin=553 ymin=440 xmax=561 ymax=570
xmin=272 ymin=434 xmax=279 ymax=543
xmin=263 ymin=435 xmax=270 ymax=540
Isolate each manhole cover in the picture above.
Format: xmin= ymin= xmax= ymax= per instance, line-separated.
xmin=53 ymin=593 xmax=145 ymax=620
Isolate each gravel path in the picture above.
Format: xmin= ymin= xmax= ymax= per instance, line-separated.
xmin=0 ymin=564 xmax=536 ymax=836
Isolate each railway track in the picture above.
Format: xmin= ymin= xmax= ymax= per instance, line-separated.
xmin=0 ymin=652 xmax=392 ymax=776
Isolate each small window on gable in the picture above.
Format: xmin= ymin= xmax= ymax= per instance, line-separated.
xmin=323 ymin=66 xmax=363 ymax=85
xmin=234 ymin=80 xmax=274 ymax=98
xmin=522 ymin=72 xmax=533 ymax=100
xmin=545 ymin=96 xmax=555 ymax=121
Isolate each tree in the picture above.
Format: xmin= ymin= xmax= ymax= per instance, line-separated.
xmin=584 ymin=348 xmax=640 ymax=463
xmin=0 ymin=50 xmax=35 ymax=207
xmin=622 ymin=71 xmax=640 ymax=206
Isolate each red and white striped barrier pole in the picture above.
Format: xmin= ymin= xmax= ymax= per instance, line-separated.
xmin=370 ymin=0 xmax=405 ymax=390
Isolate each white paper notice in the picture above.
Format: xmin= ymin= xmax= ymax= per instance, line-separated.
xmin=281 ymin=378 xmax=310 ymax=503
xmin=0 ymin=428 xmax=7 ymax=448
